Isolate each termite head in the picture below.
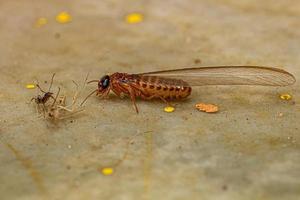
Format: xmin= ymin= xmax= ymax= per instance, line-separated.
xmin=97 ymin=75 xmax=110 ymax=94
xmin=81 ymin=75 xmax=111 ymax=106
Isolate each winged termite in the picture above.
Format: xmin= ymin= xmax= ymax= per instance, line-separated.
xmin=81 ymin=66 xmax=296 ymax=113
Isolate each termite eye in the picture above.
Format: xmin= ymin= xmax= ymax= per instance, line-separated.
xmin=99 ymin=75 xmax=110 ymax=89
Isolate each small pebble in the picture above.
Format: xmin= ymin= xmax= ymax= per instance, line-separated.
xmin=164 ymin=106 xmax=175 ymax=113
xmin=26 ymin=84 xmax=35 ymax=89
xmin=194 ymin=59 xmax=201 ymax=64
xmin=125 ymin=13 xmax=143 ymax=24
xmin=54 ymin=33 xmax=61 ymax=39
xmin=56 ymin=12 xmax=72 ymax=24
xmin=101 ymin=167 xmax=114 ymax=176
xmin=280 ymin=94 xmax=292 ymax=100
xmin=67 ymin=145 xmax=72 ymax=149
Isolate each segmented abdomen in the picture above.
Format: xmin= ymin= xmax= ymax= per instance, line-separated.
xmin=133 ymin=74 xmax=192 ymax=99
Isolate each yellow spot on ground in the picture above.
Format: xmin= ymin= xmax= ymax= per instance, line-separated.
xmin=56 ymin=12 xmax=72 ymax=24
xmin=280 ymin=94 xmax=292 ymax=100
xmin=195 ymin=103 xmax=218 ymax=113
xmin=164 ymin=106 xmax=175 ymax=113
xmin=35 ymin=18 xmax=48 ymax=27
xmin=125 ymin=13 xmax=143 ymax=24
xmin=101 ymin=167 xmax=114 ymax=175
xmin=26 ymin=84 xmax=35 ymax=89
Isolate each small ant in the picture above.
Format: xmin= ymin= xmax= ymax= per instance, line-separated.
xmin=31 ymin=73 xmax=60 ymax=116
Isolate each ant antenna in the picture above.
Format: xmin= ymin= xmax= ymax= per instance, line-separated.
xmin=48 ymin=73 xmax=56 ymax=91
xmin=51 ymin=87 xmax=61 ymax=106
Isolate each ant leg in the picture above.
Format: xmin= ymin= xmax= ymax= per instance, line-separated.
xmin=36 ymin=84 xmax=47 ymax=94
xmin=35 ymin=104 xmax=40 ymax=114
xmin=51 ymin=87 xmax=61 ymax=106
xmin=48 ymin=73 xmax=56 ymax=91
xmin=28 ymin=97 xmax=36 ymax=104
xmin=41 ymin=104 xmax=47 ymax=118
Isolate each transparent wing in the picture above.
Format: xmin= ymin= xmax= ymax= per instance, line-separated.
xmin=140 ymin=66 xmax=295 ymax=86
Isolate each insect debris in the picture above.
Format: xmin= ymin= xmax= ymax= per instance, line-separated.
xmin=30 ymin=74 xmax=87 ymax=121
xmin=45 ymin=80 xmax=85 ymax=121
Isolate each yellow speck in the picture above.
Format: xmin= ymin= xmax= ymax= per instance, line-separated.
xmin=164 ymin=106 xmax=175 ymax=113
xmin=26 ymin=84 xmax=35 ymax=89
xmin=35 ymin=17 xmax=48 ymax=27
xmin=280 ymin=94 xmax=292 ymax=100
xmin=56 ymin=12 xmax=72 ymax=24
xmin=101 ymin=167 xmax=114 ymax=175
xmin=125 ymin=13 xmax=143 ymax=24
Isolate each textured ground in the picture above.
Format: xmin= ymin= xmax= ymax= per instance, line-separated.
xmin=0 ymin=0 xmax=300 ymax=199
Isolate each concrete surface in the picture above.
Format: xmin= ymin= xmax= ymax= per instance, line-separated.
xmin=0 ymin=0 xmax=300 ymax=199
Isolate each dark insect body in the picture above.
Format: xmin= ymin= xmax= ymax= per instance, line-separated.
xmin=31 ymin=73 xmax=60 ymax=115
xmin=81 ymin=66 xmax=296 ymax=113
xmin=31 ymin=91 xmax=54 ymax=104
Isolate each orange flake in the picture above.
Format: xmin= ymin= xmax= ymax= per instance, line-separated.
xmin=195 ymin=103 xmax=218 ymax=113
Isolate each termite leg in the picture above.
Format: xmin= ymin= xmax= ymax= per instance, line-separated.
xmin=111 ymin=85 xmax=123 ymax=98
xmin=140 ymin=93 xmax=169 ymax=104
xmin=116 ymin=83 xmax=139 ymax=113
xmin=100 ymin=89 xmax=111 ymax=99
xmin=127 ymin=86 xmax=139 ymax=113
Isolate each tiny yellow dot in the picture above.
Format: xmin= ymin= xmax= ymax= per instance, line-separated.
xmin=26 ymin=84 xmax=36 ymax=89
xmin=280 ymin=94 xmax=292 ymax=100
xmin=35 ymin=17 xmax=48 ymax=27
xmin=125 ymin=13 xmax=144 ymax=24
xmin=101 ymin=167 xmax=114 ymax=175
xmin=164 ymin=106 xmax=175 ymax=113
xmin=56 ymin=12 xmax=72 ymax=24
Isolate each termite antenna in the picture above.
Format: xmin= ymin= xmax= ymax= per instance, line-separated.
xmin=48 ymin=73 xmax=56 ymax=91
xmin=80 ymin=89 xmax=98 ymax=106
xmin=84 ymin=73 xmax=90 ymax=85
xmin=87 ymin=80 xmax=99 ymax=84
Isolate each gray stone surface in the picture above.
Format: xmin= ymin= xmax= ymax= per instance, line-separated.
xmin=0 ymin=0 xmax=299 ymax=199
